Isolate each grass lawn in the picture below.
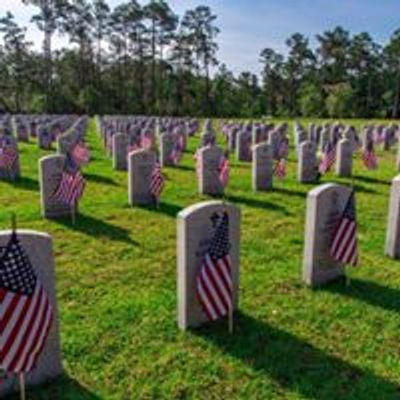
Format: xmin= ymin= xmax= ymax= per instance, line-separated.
xmin=2 ymin=118 xmax=400 ymax=399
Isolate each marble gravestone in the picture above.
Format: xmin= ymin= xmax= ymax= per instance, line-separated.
xmin=198 ymin=145 xmax=225 ymax=196
xmin=336 ymin=138 xmax=353 ymax=177
xmin=228 ymin=128 xmax=237 ymax=152
xmin=268 ymin=129 xmax=281 ymax=159
xmin=297 ymin=141 xmax=317 ymax=183
xmin=112 ymin=132 xmax=129 ymax=171
xmin=177 ymin=201 xmax=241 ymax=330
xmin=0 ymin=135 xmax=20 ymax=181
xmin=57 ymin=132 xmax=75 ymax=155
xmin=16 ymin=123 xmax=30 ymax=142
xmin=38 ymin=128 xmax=53 ymax=150
xmin=385 ymin=175 xmax=400 ymax=258
xmin=303 ymin=183 xmax=353 ymax=286
xmin=200 ymin=130 xmax=216 ymax=148
xmin=236 ymin=130 xmax=252 ymax=162
xmin=159 ymin=132 xmax=175 ymax=167
xmin=252 ymin=142 xmax=273 ymax=191
xmin=0 ymin=230 xmax=63 ymax=398
xmin=128 ymin=149 xmax=157 ymax=206
xmin=39 ymin=154 xmax=72 ymax=218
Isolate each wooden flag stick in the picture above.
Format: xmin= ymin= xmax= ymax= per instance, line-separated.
xmin=229 ymin=307 xmax=234 ymax=334
xmin=19 ymin=373 xmax=26 ymax=400
xmin=11 ymin=212 xmax=17 ymax=233
xmin=71 ymin=203 xmax=76 ymax=225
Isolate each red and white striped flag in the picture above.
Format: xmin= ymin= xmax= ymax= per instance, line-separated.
xmin=330 ymin=191 xmax=358 ymax=267
xmin=361 ymin=142 xmax=378 ymax=170
xmin=196 ymin=212 xmax=232 ymax=321
xmin=0 ymin=233 xmax=53 ymax=373
xmin=319 ymin=142 xmax=336 ymax=174
xmin=219 ymin=156 xmax=230 ymax=187
xmin=274 ymin=158 xmax=286 ymax=180
xmin=149 ymin=162 xmax=165 ymax=200
xmin=53 ymin=159 xmax=86 ymax=207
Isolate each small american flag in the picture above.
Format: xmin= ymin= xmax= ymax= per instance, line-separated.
xmin=319 ymin=142 xmax=336 ymax=174
xmin=71 ymin=142 xmax=90 ymax=167
xmin=196 ymin=212 xmax=232 ymax=321
xmin=0 ymin=233 xmax=53 ymax=373
xmin=330 ymin=191 xmax=358 ymax=267
xmin=149 ymin=162 xmax=165 ymax=200
xmin=53 ymin=158 xmax=86 ymax=207
xmin=361 ymin=142 xmax=378 ymax=170
xmin=274 ymin=158 xmax=286 ymax=180
xmin=219 ymin=156 xmax=230 ymax=187
xmin=0 ymin=145 xmax=17 ymax=171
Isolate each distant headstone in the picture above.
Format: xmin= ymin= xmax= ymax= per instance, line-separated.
xmin=336 ymin=138 xmax=352 ymax=177
xmin=198 ymin=145 xmax=224 ymax=196
xmin=177 ymin=201 xmax=241 ymax=330
xmin=39 ymin=154 xmax=71 ymax=218
xmin=128 ymin=149 xmax=157 ymax=206
xmin=16 ymin=123 xmax=29 ymax=142
xmin=303 ymin=183 xmax=352 ymax=286
xmin=268 ymin=129 xmax=281 ymax=159
xmin=113 ymin=132 xmax=128 ymax=171
xmin=385 ymin=175 xmax=400 ymax=259
xmin=236 ymin=130 xmax=252 ymax=162
xmin=252 ymin=142 xmax=273 ymax=191
xmin=159 ymin=132 xmax=175 ymax=167
xmin=0 ymin=230 xmax=63 ymax=398
xmin=0 ymin=135 xmax=20 ymax=181
xmin=298 ymin=141 xmax=317 ymax=183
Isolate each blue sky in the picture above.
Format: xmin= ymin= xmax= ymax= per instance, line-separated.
xmin=2 ymin=0 xmax=400 ymax=76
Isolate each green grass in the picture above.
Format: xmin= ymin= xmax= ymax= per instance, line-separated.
xmin=2 ymin=118 xmax=400 ymax=399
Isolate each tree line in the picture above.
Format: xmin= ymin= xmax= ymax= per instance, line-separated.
xmin=0 ymin=1 xmax=400 ymax=118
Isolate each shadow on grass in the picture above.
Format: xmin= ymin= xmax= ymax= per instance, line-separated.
xmin=12 ymin=375 xmax=102 ymax=400
xmin=55 ymin=213 xmax=138 ymax=245
xmin=225 ymin=194 xmax=291 ymax=215
xmin=85 ymin=172 xmax=119 ymax=186
xmin=273 ymin=186 xmax=307 ymax=199
xmin=172 ymin=164 xmax=195 ymax=172
xmin=11 ymin=176 xmax=39 ymax=192
xmin=196 ymin=311 xmax=400 ymax=399
xmin=352 ymin=175 xmax=391 ymax=186
xmin=327 ymin=181 xmax=378 ymax=195
xmin=136 ymin=201 xmax=183 ymax=218
xmin=321 ymin=277 xmax=400 ymax=314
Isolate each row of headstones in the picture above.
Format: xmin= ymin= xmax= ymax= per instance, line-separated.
xmin=294 ymin=121 xmax=399 ymax=152
xmin=5 ymin=176 xmax=400 ymax=396
xmin=0 ymin=116 xmax=88 ymax=183
xmin=220 ymin=121 xmax=289 ymax=162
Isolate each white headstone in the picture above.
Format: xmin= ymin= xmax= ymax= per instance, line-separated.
xmin=385 ymin=175 xmax=400 ymax=259
xmin=128 ymin=149 xmax=157 ymax=206
xmin=39 ymin=154 xmax=72 ymax=218
xmin=0 ymin=230 xmax=62 ymax=397
xmin=252 ymin=142 xmax=273 ymax=191
xmin=303 ymin=183 xmax=352 ymax=286
xmin=177 ymin=201 xmax=241 ymax=330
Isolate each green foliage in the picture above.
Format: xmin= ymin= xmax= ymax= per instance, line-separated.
xmin=326 ymin=83 xmax=355 ymax=118
xmin=299 ymin=82 xmax=325 ymax=117
xmin=2 ymin=118 xmax=400 ymax=399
